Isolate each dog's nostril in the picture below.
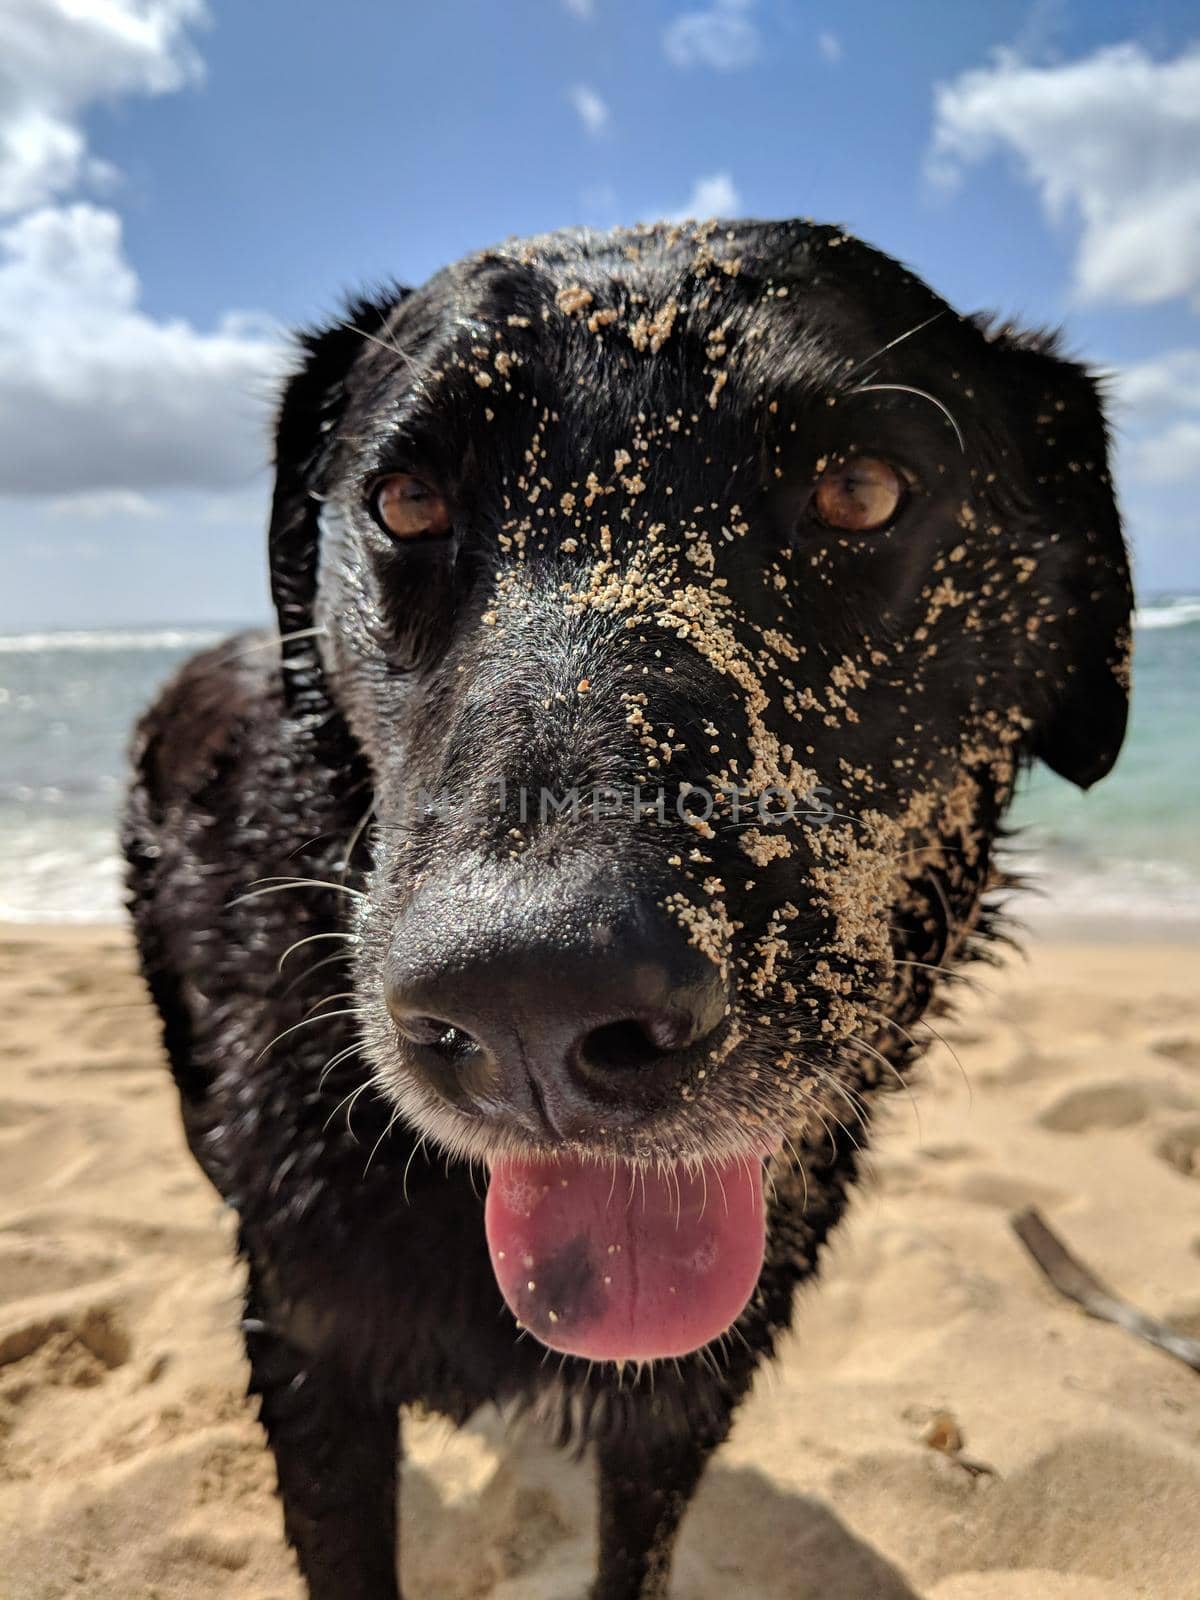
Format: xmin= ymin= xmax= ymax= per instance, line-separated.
xmin=393 ymin=1013 xmax=483 ymax=1063
xmin=642 ymin=1012 xmax=699 ymax=1052
xmin=580 ymin=1016 xmax=691 ymax=1074
xmin=391 ymin=1012 xmax=444 ymax=1045
xmin=427 ymin=1024 xmax=483 ymax=1064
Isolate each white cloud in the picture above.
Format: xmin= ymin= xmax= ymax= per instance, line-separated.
xmin=669 ymin=171 xmax=741 ymax=222
xmin=45 ymin=488 xmax=164 ymax=520
xmin=929 ymin=43 xmax=1200 ymax=308
xmin=0 ymin=2 xmax=283 ymax=500
xmin=568 ymin=83 xmax=609 ymax=137
xmin=1127 ymin=420 xmax=1200 ymax=484
xmin=1117 ymin=348 xmax=1200 ymax=418
xmin=1114 ymin=349 xmax=1200 ymax=484
xmin=2 ymin=485 xmax=273 ymax=627
xmin=663 ymin=0 xmax=760 ymax=72
xmin=0 ymin=0 xmax=205 ymax=215
xmin=817 ymin=31 xmax=842 ymax=65
xmin=0 ymin=204 xmax=283 ymax=494
xmin=563 ymin=0 xmax=594 ymax=17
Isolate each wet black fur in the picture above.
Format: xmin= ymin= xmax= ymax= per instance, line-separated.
xmin=124 ymin=220 xmax=1132 ymax=1599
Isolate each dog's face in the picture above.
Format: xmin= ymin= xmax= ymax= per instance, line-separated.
xmin=269 ymin=221 xmax=1130 ymax=1360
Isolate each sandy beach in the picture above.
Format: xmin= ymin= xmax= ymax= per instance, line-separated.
xmin=0 ymin=925 xmax=1197 ymax=1599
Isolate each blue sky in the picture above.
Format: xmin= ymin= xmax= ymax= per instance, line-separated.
xmin=1 ymin=0 xmax=1198 ymax=628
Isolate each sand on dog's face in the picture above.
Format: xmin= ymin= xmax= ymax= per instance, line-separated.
xmin=287 ymin=218 xmax=1129 ymax=1365
xmin=2 ymin=930 xmax=1199 ymax=1597
xmin=305 ymin=222 xmax=1129 ymax=1185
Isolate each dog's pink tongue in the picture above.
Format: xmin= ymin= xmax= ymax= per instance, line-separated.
xmin=485 ymin=1153 xmax=765 ymax=1360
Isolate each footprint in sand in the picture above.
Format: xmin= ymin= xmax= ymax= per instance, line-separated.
xmin=0 ymin=1302 xmax=132 ymax=1378
xmin=21 ymin=981 xmax=73 ymax=1001
xmin=919 ymin=1143 xmax=980 ymax=1164
xmin=405 ymin=1468 xmax=574 ymax=1597
xmin=0 ymin=1304 xmax=136 ymax=1485
xmin=932 ymin=1025 xmax=989 ymax=1049
xmin=148 ymin=1530 xmax=253 ymax=1575
xmin=0 ymin=1097 xmax=44 ymax=1127
xmin=58 ymin=965 xmax=115 ymax=997
xmin=1037 ymin=1082 xmax=1149 ymax=1133
xmin=954 ymin=1170 xmax=1067 ymax=1210
xmin=976 ymin=1048 xmax=1078 ymax=1089
xmin=0 ymin=1237 xmax=125 ymax=1303
xmin=1156 ymin=1121 xmax=1200 ymax=1181
xmin=0 ymin=1109 xmax=95 ymax=1193
xmin=1152 ymin=1036 xmax=1200 ymax=1071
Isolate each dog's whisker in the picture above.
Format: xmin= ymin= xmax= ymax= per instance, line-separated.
xmin=401 ymin=1132 xmax=429 ymax=1205
xmin=210 ymin=626 xmax=328 ymax=671
xmin=858 ymin=1004 xmax=963 ymax=1113
xmin=780 ymin=1135 xmax=810 ymax=1212
xmin=255 ymin=1007 xmax=361 ymax=1061
xmin=230 ymin=877 xmax=365 ymax=907
xmin=303 ymin=990 xmax=356 ymax=1018
xmin=788 ymin=1052 xmax=873 ymax=1132
xmin=712 ymin=1163 xmax=730 ymax=1219
xmin=338 ymin=801 xmax=376 ymax=879
xmin=338 ymin=317 xmax=420 ymax=368
xmin=893 ymin=957 xmax=994 ymax=1006
xmin=322 ymin=1080 xmax=368 ymax=1139
xmin=851 ymin=380 xmax=966 ymax=451
xmin=842 ymin=309 xmax=948 ymax=383
xmin=845 ymin=1032 xmax=922 ymax=1142
xmin=278 ymin=929 xmax=357 ymax=972
xmin=317 ymin=1042 xmax=365 ymax=1093
xmin=907 ymin=1013 xmax=975 ymax=1108
xmin=363 ymin=1105 xmax=403 ymax=1178
xmin=280 ymin=948 xmax=355 ymax=999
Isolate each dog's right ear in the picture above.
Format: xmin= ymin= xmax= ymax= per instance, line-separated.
xmin=268 ymin=294 xmax=409 ymax=720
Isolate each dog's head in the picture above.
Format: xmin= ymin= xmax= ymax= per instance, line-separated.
xmin=268 ymin=221 xmax=1131 ymax=1359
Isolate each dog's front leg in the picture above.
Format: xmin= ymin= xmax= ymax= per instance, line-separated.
xmin=592 ymin=1406 xmax=731 ymax=1600
xmin=244 ymin=1301 xmax=402 ymax=1600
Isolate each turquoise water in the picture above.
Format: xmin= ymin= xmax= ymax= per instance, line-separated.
xmin=0 ymin=604 xmax=1197 ymax=928
xmin=0 ymin=628 xmax=226 ymax=921
xmin=1010 ymin=596 xmax=1200 ymax=932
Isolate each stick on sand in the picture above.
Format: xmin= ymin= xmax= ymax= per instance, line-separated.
xmin=1011 ymin=1207 xmax=1200 ymax=1375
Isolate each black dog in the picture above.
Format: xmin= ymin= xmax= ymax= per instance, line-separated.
xmin=124 ymin=219 xmax=1131 ymax=1599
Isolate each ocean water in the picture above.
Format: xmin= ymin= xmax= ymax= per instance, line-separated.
xmin=1 ymin=602 xmax=1197 ymax=932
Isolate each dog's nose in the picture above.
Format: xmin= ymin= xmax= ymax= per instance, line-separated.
xmin=384 ymin=895 xmax=729 ymax=1138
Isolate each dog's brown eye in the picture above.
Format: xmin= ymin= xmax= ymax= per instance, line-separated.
xmin=813 ymin=456 xmax=905 ymax=532
xmin=372 ymin=474 xmax=451 ymax=539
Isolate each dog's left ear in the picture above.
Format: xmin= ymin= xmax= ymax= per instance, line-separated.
xmin=983 ymin=324 xmax=1134 ymax=789
xmin=268 ymin=293 xmax=409 ymax=721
